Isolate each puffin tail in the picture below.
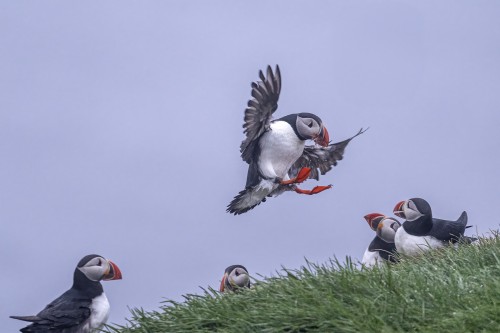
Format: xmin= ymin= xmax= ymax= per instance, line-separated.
xmin=457 ymin=211 xmax=468 ymax=228
xmin=227 ymin=184 xmax=271 ymax=215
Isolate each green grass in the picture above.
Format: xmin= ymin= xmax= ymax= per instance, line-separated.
xmin=107 ymin=235 xmax=500 ymax=333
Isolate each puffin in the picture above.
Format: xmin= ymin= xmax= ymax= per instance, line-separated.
xmin=393 ymin=198 xmax=470 ymax=256
xmin=361 ymin=213 xmax=401 ymax=267
xmin=227 ymin=65 xmax=366 ymax=215
xmin=219 ymin=265 xmax=250 ymax=292
xmin=11 ymin=254 xmax=122 ymax=333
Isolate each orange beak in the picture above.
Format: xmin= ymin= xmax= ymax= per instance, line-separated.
xmin=103 ymin=260 xmax=122 ymax=281
xmin=393 ymin=201 xmax=406 ymax=219
xmin=219 ymin=274 xmax=227 ymax=292
xmin=314 ymin=126 xmax=330 ymax=147
xmin=363 ymin=213 xmax=385 ymax=231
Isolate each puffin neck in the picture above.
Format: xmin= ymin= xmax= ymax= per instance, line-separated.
xmin=402 ymin=215 xmax=433 ymax=236
xmin=72 ymin=269 xmax=104 ymax=298
xmin=368 ymin=236 xmax=397 ymax=262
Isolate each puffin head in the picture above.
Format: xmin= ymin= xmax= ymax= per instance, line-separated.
xmin=76 ymin=254 xmax=122 ymax=282
xmin=219 ymin=265 xmax=250 ymax=292
xmin=295 ymin=113 xmax=329 ymax=147
xmin=363 ymin=213 xmax=386 ymax=231
xmin=376 ymin=217 xmax=401 ymax=243
xmin=393 ymin=198 xmax=431 ymax=222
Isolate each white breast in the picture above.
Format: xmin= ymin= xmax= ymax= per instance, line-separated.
xmin=395 ymin=227 xmax=445 ymax=256
xmin=258 ymin=121 xmax=305 ymax=180
xmin=361 ymin=248 xmax=382 ymax=268
xmin=89 ymin=293 xmax=110 ymax=331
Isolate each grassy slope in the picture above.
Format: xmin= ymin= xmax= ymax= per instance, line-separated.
xmin=108 ymin=236 xmax=500 ymax=333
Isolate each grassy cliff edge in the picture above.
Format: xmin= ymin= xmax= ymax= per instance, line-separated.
xmin=108 ymin=235 xmax=500 ymax=332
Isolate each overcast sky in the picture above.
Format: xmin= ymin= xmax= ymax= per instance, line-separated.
xmin=1 ymin=1 xmax=499 ymax=331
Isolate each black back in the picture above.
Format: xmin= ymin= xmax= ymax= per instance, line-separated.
xmin=402 ymin=199 xmax=468 ymax=242
xmin=368 ymin=236 xmax=398 ymax=263
xmin=12 ymin=255 xmax=105 ymax=332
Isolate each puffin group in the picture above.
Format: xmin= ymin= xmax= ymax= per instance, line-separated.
xmin=361 ymin=197 xmax=475 ymax=268
xmin=10 ymin=66 xmax=476 ymax=332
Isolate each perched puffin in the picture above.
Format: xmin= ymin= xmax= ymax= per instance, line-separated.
xmin=393 ymin=198 xmax=470 ymax=256
xmin=361 ymin=213 xmax=401 ymax=267
xmin=219 ymin=265 xmax=250 ymax=292
xmin=227 ymin=65 xmax=366 ymax=215
xmin=11 ymin=254 xmax=122 ymax=333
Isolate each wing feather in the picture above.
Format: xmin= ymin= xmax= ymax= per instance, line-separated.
xmin=289 ymin=128 xmax=368 ymax=180
xmin=240 ymin=65 xmax=282 ymax=163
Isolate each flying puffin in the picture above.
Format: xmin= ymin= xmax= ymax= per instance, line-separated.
xmin=393 ymin=198 xmax=470 ymax=256
xmin=11 ymin=254 xmax=122 ymax=333
xmin=361 ymin=213 xmax=401 ymax=267
xmin=227 ymin=65 xmax=366 ymax=215
xmin=219 ymin=265 xmax=250 ymax=292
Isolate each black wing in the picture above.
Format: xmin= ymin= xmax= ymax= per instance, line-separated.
xmin=289 ymin=128 xmax=367 ymax=180
xmin=429 ymin=211 xmax=468 ymax=243
xmin=240 ymin=65 xmax=282 ymax=164
xmin=11 ymin=289 xmax=91 ymax=332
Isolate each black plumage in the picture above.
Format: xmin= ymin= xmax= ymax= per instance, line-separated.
xmin=402 ymin=198 xmax=469 ymax=243
xmin=11 ymin=254 xmax=120 ymax=333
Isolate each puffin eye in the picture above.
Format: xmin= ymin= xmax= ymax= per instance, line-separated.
xmin=97 ymin=259 xmax=102 ymax=266
xmin=235 ymin=270 xmax=240 ymax=276
xmin=308 ymin=121 xmax=313 ymax=128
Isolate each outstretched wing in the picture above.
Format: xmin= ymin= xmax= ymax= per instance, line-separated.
xmin=289 ymin=128 xmax=367 ymax=180
xmin=240 ymin=65 xmax=282 ymax=164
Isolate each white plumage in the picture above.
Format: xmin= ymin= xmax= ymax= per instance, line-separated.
xmin=89 ymin=293 xmax=110 ymax=331
xmin=394 ymin=227 xmax=445 ymax=256
xmin=258 ymin=121 xmax=305 ymax=181
xmin=361 ymin=248 xmax=383 ymax=268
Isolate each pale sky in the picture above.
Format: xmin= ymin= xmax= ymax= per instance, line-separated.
xmin=1 ymin=1 xmax=499 ymax=331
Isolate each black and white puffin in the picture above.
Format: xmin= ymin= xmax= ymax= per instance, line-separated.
xmin=11 ymin=254 xmax=122 ymax=333
xmin=219 ymin=265 xmax=250 ymax=292
xmin=361 ymin=213 xmax=401 ymax=267
xmin=393 ymin=198 xmax=469 ymax=256
xmin=227 ymin=65 xmax=366 ymax=215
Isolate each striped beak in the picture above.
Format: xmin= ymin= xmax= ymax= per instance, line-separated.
xmin=219 ymin=273 xmax=227 ymax=292
xmin=314 ymin=126 xmax=330 ymax=147
xmin=393 ymin=201 xmax=406 ymax=219
xmin=103 ymin=260 xmax=122 ymax=281
xmin=364 ymin=213 xmax=385 ymax=231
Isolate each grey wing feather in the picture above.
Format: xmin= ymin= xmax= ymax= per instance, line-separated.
xmin=9 ymin=316 xmax=41 ymax=322
xmin=11 ymin=290 xmax=91 ymax=332
xmin=429 ymin=211 xmax=468 ymax=242
xmin=240 ymin=65 xmax=282 ymax=164
xmin=289 ymin=128 xmax=368 ymax=180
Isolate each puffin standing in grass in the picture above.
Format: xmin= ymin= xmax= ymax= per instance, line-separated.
xmin=227 ymin=65 xmax=366 ymax=215
xmin=361 ymin=213 xmax=401 ymax=267
xmin=219 ymin=265 xmax=250 ymax=292
xmin=393 ymin=198 xmax=469 ymax=256
xmin=11 ymin=254 xmax=122 ymax=333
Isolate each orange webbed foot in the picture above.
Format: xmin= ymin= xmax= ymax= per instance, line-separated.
xmin=294 ymin=185 xmax=332 ymax=195
xmin=280 ymin=167 xmax=311 ymax=185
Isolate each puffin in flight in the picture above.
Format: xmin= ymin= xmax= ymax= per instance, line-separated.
xmin=11 ymin=254 xmax=122 ymax=333
xmin=393 ymin=198 xmax=470 ymax=256
xmin=361 ymin=213 xmax=401 ymax=268
xmin=227 ymin=65 xmax=366 ymax=215
xmin=219 ymin=265 xmax=250 ymax=292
